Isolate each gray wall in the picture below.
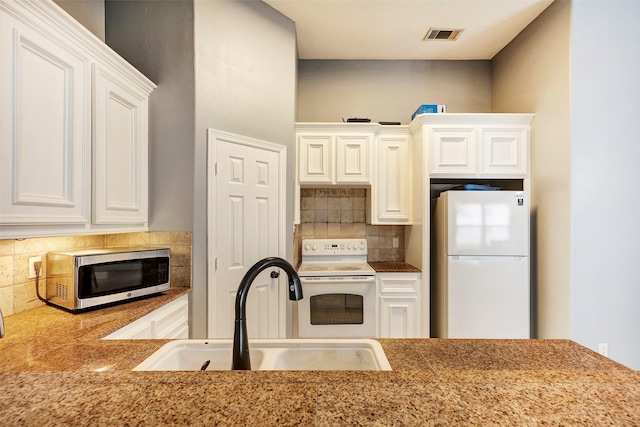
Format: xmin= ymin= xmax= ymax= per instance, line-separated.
xmin=297 ymin=60 xmax=491 ymax=124
xmin=192 ymin=1 xmax=297 ymax=338
xmin=493 ymin=0 xmax=640 ymax=369
xmin=105 ymin=1 xmax=296 ymax=338
xmin=105 ymin=1 xmax=196 ymax=233
xmin=569 ymin=0 xmax=640 ymax=370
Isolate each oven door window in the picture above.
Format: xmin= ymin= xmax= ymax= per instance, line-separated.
xmin=309 ymin=293 xmax=363 ymax=325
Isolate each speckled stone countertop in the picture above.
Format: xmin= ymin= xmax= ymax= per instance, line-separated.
xmin=1 ymin=290 xmax=639 ymax=425
xmin=368 ymin=261 xmax=421 ymax=273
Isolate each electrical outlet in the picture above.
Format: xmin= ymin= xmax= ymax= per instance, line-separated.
xmin=598 ymin=343 xmax=608 ymax=357
xmin=393 ymin=237 xmax=399 ymax=248
xmin=28 ymin=256 xmax=42 ymax=279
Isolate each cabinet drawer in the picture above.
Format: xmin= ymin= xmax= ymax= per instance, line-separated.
xmin=102 ymin=317 xmax=153 ymax=340
xmin=378 ymin=274 xmax=420 ymax=294
xmin=102 ymin=294 xmax=189 ymax=340
xmin=154 ymin=297 xmax=189 ymax=338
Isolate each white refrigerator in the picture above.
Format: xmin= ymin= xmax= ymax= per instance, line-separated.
xmin=433 ymin=190 xmax=530 ymax=338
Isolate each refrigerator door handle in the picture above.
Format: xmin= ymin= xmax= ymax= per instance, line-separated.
xmin=451 ymin=256 xmax=526 ymax=262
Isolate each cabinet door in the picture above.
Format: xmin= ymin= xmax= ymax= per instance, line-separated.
xmin=429 ymin=127 xmax=476 ymax=176
xmin=298 ymin=134 xmax=333 ymax=184
xmin=335 ymin=133 xmax=372 ymax=184
xmin=374 ymin=134 xmax=411 ymax=223
xmin=0 ymin=10 xmax=90 ymax=225
xmin=92 ymin=64 xmax=149 ymax=224
xmin=154 ymin=294 xmax=189 ymax=338
xmin=102 ymin=315 xmax=154 ymax=339
xmin=377 ymin=273 xmax=420 ymax=338
xmin=102 ymin=295 xmax=189 ymax=340
xmin=379 ymin=296 xmax=418 ymax=338
xmin=480 ymin=127 xmax=528 ymax=176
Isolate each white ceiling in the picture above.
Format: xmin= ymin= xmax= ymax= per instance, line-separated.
xmin=264 ymin=0 xmax=555 ymax=60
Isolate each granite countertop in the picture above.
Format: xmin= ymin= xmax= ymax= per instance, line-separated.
xmin=1 ymin=290 xmax=639 ymax=425
xmin=368 ymin=261 xmax=421 ymax=273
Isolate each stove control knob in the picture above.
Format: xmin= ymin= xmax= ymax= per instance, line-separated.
xmin=347 ymin=243 xmax=352 ymax=250
xmin=358 ymin=241 xmax=365 ymax=250
xmin=312 ymin=244 xmax=317 ymax=251
xmin=303 ymin=244 xmax=310 ymax=252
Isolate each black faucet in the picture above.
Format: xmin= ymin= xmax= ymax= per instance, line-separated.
xmin=232 ymin=257 xmax=303 ymax=370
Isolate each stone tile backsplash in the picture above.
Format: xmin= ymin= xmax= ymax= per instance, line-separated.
xmin=295 ymin=188 xmax=405 ymax=264
xmin=0 ymin=231 xmax=192 ymax=317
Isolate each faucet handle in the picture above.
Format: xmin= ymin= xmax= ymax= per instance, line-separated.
xmin=270 ymin=271 xmax=280 ymax=279
xmin=288 ymin=277 xmax=303 ymax=301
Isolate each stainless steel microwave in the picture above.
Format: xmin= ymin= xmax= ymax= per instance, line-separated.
xmin=46 ymin=247 xmax=170 ymax=311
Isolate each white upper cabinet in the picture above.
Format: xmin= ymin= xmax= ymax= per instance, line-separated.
xmin=0 ymin=0 xmax=155 ymax=238
xmin=92 ymin=64 xmax=149 ymax=224
xmin=335 ymin=133 xmax=372 ymax=184
xmin=297 ymin=133 xmax=333 ymax=183
xmin=412 ymin=114 xmax=533 ymax=178
xmin=0 ymin=4 xmax=91 ymax=226
xmin=370 ymin=130 xmax=412 ymax=224
xmin=297 ymin=124 xmax=375 ymax=185
xmin=429 ymin=126 xmax=477 ymax=176
xmin=479 ymin=127 xmax=528 ymax=176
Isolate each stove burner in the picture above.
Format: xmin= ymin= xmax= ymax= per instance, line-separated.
xmin=304 ymin=266 xmax=327 ymax=271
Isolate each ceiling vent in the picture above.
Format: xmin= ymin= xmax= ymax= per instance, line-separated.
xmin=423 ymin=28 xmax=464 ymax=41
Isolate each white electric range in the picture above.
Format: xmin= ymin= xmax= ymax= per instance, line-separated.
xmin=297 ymin=239 xmax=376 ymax=338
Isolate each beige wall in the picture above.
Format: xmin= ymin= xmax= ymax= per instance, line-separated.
xmin=54 ymin=0 xmax=105 ymax=41
xmin=0 ymin=232 xmax=191 ymax=317
xmin=491 ymin=1 xmax=572 ymax=338
xmin=297 ymin=60 xmax=491 ymax=124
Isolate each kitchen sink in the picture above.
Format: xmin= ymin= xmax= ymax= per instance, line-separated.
xmin=133 ymin=339 xmax=392 ymax=371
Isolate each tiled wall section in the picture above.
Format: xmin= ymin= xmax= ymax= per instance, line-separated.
xmin=295 ymin=188 xmax=405 ymax=263
xmin=0 ymin=231 xmax=192 ymax=317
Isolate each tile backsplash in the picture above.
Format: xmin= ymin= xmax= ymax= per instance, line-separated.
xmin=294 ymin=188 xmax=405 ymax=264
xmin=0 ymin=231 xmax=192 ymax=317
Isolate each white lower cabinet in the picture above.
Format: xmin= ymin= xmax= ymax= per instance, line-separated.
xmin=377 ymin=273 xmax=421 ymax=338
xmin=103 ymin=294 xmax=189 ymax=340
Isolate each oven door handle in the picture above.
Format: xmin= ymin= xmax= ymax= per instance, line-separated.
xmin=300 ymin=276 xmax=376 ymax=284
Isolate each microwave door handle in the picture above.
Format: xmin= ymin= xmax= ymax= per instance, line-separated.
xmin=91 ymin=270 xmax=99 ymax=290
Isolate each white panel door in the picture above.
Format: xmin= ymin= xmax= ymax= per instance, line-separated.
xmin=210 ymin=131 xmax=283 ymax=339
xmin=0 ymin=10 xmax=90 ymax=224
xmin=447 ymin=256 xmax=530 ymax=338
